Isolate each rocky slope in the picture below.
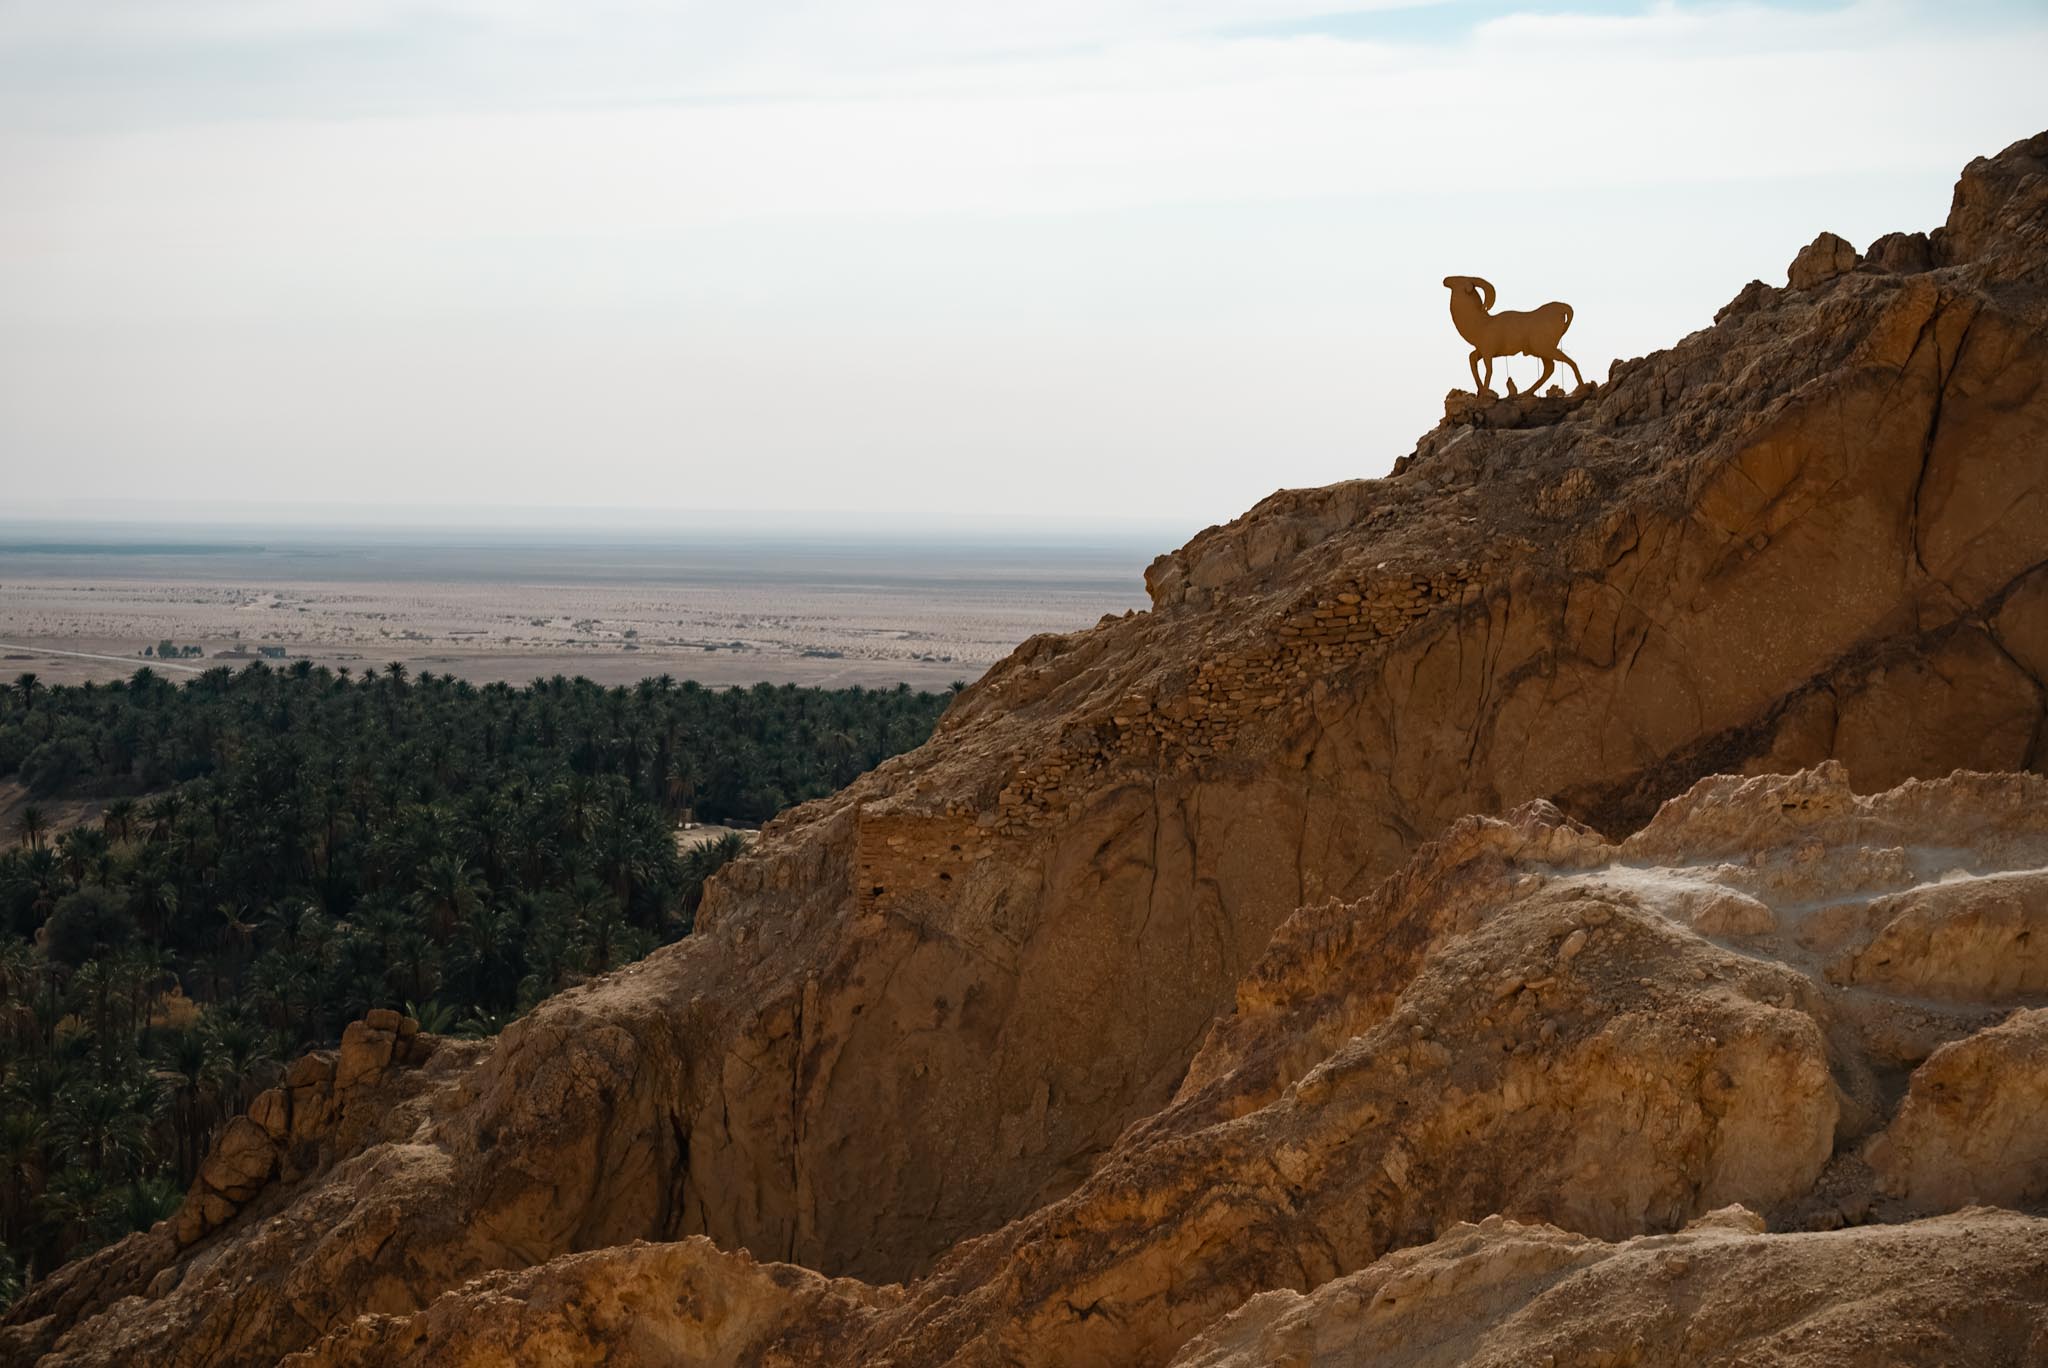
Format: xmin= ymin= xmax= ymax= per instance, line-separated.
xmin=229 ymin=768 xmax=2048 ymax=1364
xmin=6 ymin=130 xmax=2047 ymax=1366
xmin=1168 ymin=1207 xmax=2048 ymax=1368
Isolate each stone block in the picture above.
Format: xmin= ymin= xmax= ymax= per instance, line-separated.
xmin=335 ymin=1020 xmax=396 ymax=1091
xmin=248 ymin=1088 xmax=290 ymax=1141
xmin=197 ymin=1117 xmax=277 ymax=1204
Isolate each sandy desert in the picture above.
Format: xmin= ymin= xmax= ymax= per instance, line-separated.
xmin=0 ymin=528 xmax=1158 ymax=690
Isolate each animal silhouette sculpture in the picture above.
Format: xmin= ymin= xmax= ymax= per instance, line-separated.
xmin=1443 ymin=275 xmax=1583 ymax=397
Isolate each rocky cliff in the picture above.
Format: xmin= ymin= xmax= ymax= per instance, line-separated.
xmin=7 ymin=130 xmax=2047 ymax=1367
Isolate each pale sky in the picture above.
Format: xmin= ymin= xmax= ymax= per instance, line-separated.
xmin=1 ymin=1 xmax=2043 ymax=525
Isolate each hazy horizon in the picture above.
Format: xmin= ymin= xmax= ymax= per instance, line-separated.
xmin=0 ymin=501 xmax=1203 ymax=545
xmin=0 ymin=514 xmax=1160 ymax=692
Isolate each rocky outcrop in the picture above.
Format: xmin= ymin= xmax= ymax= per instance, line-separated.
xmin=11 ymin=131 xmax=2048 ymax=1366
xmin=166 ymin=1009 xmax=442 ymax=1248
xmin=1788 ymin=230 xmax=1861 ymax=290
xmin=0 ymin=1013 xmax=464 ymax=1365
xmin=278 ymin=1239 xmax=899 ymax=1368
xmin=1168 ymin=1208 xmax=2048 ymax=1368
xmin=1866 ymin=1007 xmax=2048 ymax=1211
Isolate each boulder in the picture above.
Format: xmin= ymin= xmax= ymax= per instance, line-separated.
xmin=248 ymin=1088 xmax=291 ymax=1142
xmin=1787 ymin=230 xmax=1859 ymax=289
xmin=195 ymin=1117 xmax=277 ymax=1205
xmin=1866 ymin=229 xmax=1934 ymax=273
xmin=1866 ymin=1007 xmax=2048 ymax=1210
xmin=333 ymin=1020 xmax=395 ymax=1092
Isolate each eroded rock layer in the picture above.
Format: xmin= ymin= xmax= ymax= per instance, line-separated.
xmin=280 ymin=767 xmax=2048 ymax=1365
xmin=8 ymin=130 xmax=2048 ymax=1367
xmin=1167 ymin=1208 xmax=2048 ymax=1368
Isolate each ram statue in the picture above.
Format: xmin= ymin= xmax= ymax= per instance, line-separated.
xmin=1443 ymin=275 xmax=1584 ymax=397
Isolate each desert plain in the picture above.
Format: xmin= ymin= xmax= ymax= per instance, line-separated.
xmin=0 ymin=525 xmax=1159 ymax=690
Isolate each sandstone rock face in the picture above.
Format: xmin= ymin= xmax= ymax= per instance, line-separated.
xmin=1866 ymin=1006 xmax=2048 ymax=1211
xmin=274 ymin=769 xmax=2048 ymax=1365
xmin=1867 ymin=229 xmax=1934 ymax=274
xmin=278 ymin=1239 xmax=900 ymax=1368
xmin=11 ymin=131 xmax=2048 ymax=1367
xmin=1167 ymin=1209 xmax=2048 ymax=1368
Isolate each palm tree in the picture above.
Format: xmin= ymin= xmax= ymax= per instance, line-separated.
xmin=568 ymin=876 xmax=626 ymax=973
xmin=0 ymin=1248 xmax=23 ymax=1309
xmin=347 ymin=898 xmax=407 ymax=968
xmin=15 ymin=806 xmax=47 ymax=853
xmin=663 ymin=760 xmax=697 ymax=817
xmin=204 ymin=1014 xmax=273 ymax=1116
xmin=405 ymin=999 xmax=459 ymax=1034
xmin=163 ymin=1027 xmax=220 ymax=1180
xmin=214 ymin=901 xmax=255 ymax=956
xmin=410 ymin=854 xmax=483 ymax=939
xmin=100 ymin=799 xmax=137 ymax=847
xmin=595 ymin=819 xmax=659 ymax=909
xmin=514 ymin=902 xmax=575 ymax=1006
xmin=36 ymin=1166 xmax=109 ymax=1250
xmin=328 ymin=920 xmax=394 ymax=1017
xmin=56 ymin=827 xmax=110 ymax=885
xmin=112 ymin=943 xmax=175 ymax=1046
xmin=0 ymin=940 xmax=36 ymax=1053
xmin=448 ymin=903 xmax=523 ymax=1010
xmin=391 ymin=929 xmax=441 ymax=1003
xmin=21 ymin=849 xmax=62 ymax=927
xmin=250 ymin=951 xmax=315 ymax=1036
xmin=66 ymin=959 xmax=121 ymax=1062
xmin=48 ymin=1080 xmax=157 ymax=1180
xmin=0 ymin=1111 xmax=46 ymax=1250
xmin=132 ymin=878 xmax=178 ymax=949
xmin=255 ymin=901 xmax=309 ymax=953
xmin=142 ymin=792 xmax=183 ymax=842
xmin=14 ymin=673 xmax=40 ymax=712
xmin=562 ymin=777 xmax=600 ymax=843
xmin=108 ymin=1174 xmax=183 ymax=1239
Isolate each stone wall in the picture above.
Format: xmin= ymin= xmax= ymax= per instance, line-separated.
xmin=853 ymin=812 xmax=998 ymax=915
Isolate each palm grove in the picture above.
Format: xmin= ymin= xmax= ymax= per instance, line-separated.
xmin=0 ymin=663 xmax=951 ymax=1297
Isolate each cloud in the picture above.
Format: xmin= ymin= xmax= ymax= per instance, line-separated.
xmin=0 ymin=1 xmax=1436 ymax=59
xmin=6 ymin=1 xmax=2036 ymax=257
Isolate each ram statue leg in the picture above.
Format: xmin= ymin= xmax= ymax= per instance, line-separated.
xmin=1548 ymin=347 xmax=1585 ymax=388
xmin=1524 ymin=356 xmax=1556 ymax=394
xmin=1468 ymin=349 xmax=1485 ymax=392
